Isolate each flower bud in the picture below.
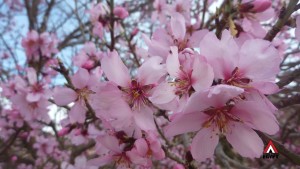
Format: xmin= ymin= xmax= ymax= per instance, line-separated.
xmin=57 ymin=127 xmax=70 ymax=137
xmin=113 ymin=6 xmax=129 ymax=19
xmin=11 ymin=156 xmax=18 ymax=162
xmin=82 ymin=60 xmax=94 ymax=70
xmin=131 ymin=28 xmax=139 ymax=36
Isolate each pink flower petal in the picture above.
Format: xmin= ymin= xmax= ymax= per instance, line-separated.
xmin=166 ymin=46 xmax=180 ymax=77
xmin=183 ymin=85 xmax=244 ymax=113
xmin=69 ymin=102 xmax=86 ymax=123
xmin=135 ymin=138 xmax=148 ymax=155
xmin=133 ymin=106 xmax=155 ymax=131
xmin=233 ymin=100 xmax=279 ymax=135
xmin=239 ymin=39 xmax=281 ymax=80
xmin=188 ymin=29 xmax=209 ymax=47
xmin=191 ymin=127 xmax=219 ymax=162
xmin=200 ymin=30 xmax=239 ymax=79
xmin=191 ymin=57 xmax=214 ymax=91
xmin=71 ymin=68 xmax=90 ymax=89
xmin=164 ymin=112 xmax=206 ymax=137
xmin=27 ymin=67 xmax=37 ymax=85
xmin=26 ymin=93 xmax=41 ymax=102
xmin=171 ymin=13 xmax=186 ymax=41
xmin=226 ymin=122 xmax=264 ymax=158
xmin=250 ymin=81 xmax=279 ymax=94
xmin=88 ymin=155 xmax=114 ymax=167
xmin=137 ymin=56 xmax=166 ymax=85
xmin=149 ymin=82 xmax=176 ymax=105
xmin=53 ymin=87 xmax=77 ymax=106
xmin=98 ymin=135 xmax=122 ymax=153
xmin=101 ymin=50 xmax=131 ymax=87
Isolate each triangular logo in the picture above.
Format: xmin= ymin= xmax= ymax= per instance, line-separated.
xmin=263 ymin=140 xmax=278 ymax=154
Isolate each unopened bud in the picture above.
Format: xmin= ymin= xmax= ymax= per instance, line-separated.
xmin=113 ymin=6 xmax=129 ymax=19
xmin=131 ymin=28 xmax=139 ymax=36
xmin=57 ymin=127 xmax=70 ymax=137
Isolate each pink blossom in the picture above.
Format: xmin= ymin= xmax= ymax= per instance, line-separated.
xmin=169 ymin=0 xmax=191 ymax=20
xmin=88 ymin=3 xmax=109 ymax=24
xmin=92 ymin=22 xmax=104 ymax=39
xmin=126 ymin=132 xmax=165 ymax=167
xmin=73 ymin=42 xmax=103 ymax=69
xmin=152 ymin=0 xmax=169 ymax=22
xmin=150 ymin=47 xmax=214 ymax=111
xmin=4 ymin=0 xmax=23 ymax=11
xmin=21 ymin=30 xmax=58 ymax=60
xmin=173 ymin=164 xmax=185 ymax=169
xmin=53 ymin=68 xmax=101 ymax=123
xmin=165 ymin=85 xmax=279 ymax=162
xmin=145 ymin=13 xmax=208 ymax=60
xmin=33 ymin=136 xmax=58 ymax=156
xmin=91 ymin=51 xmax=166 ymax=131
xmin=113 ymin=6 xmax=129 ymax=19
xmin=26 ymin=67 xmax=51 ymax=102
xmin=200 ymin=30 xmax=281 ymax=94
xmin=88 ymin=2 xmax=109 ymax=38
xmin=61 ymin=156 xmax=98 ymax=169
xmin=88 ymin=135 xmax=131 ymax=168
xmin=11 ymin=92 xmax=50 ymax=122
xmin=239 ymin=0 xmax=274 ymax=38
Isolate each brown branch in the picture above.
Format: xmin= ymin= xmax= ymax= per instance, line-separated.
xmin=277 ymin=67 xmax=300 ymax=88
xmin=40 ymin=0 xmax=56 ymax=32
xmin=70 ymin=140 xmax=96 ymax=164
xmin=109 ymin=0 xmax=115 ymax=51
xmin=161 ymin=146 xmax=185 ymax=165
xmin=200 ymin=0 xmax=208 ymax=29
xmin=256 ymin=131 xmax=300 ymax=165
xmin=264 ymin=0 xmax=299 ymax=41
xmin=154 ymin=118 xmax=173 ymax=147
xmin=274 ymin=94 xmax=300 ymax=109
xmin=0 ymin=128 xmax=22 ymax=154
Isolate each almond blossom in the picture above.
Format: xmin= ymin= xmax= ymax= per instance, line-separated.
xmin=72 ymin=42 xmax=103 ymax=70
xmin=53 ymin=68 xmax=101 ymax=123
xmin=150 ymin=46 xmax=214 ymax=111
xmin=200 ymin=30 xmax=281 ymax=94
xmin=165 ymin=85 xmax=279 ymax=162
xmin=91 ymin=51 xmax=166 ymax=131
xmin=144 ymin=13 xmax=208 ymax=61
xmin=21 ymin=30 xmax=58 ymax=60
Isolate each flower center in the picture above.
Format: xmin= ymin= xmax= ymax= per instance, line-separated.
xmin=122 ymin=80 xmax=154 ymax=109
xmin=223 ymin=67 xmax=252 ymax=88
xmin=76 ymin=87 xmax=94 ymax=101
xmin=31 ymin=83 xmax=43 ymax=93
xmin=202 ymin=103 xmax=242 ymax=133
xmin=170 ymin=68 xmax=193 ymax=96
xmin=175 ymin=4 xmax=185 ymax=13
xmin=174 ymin=39 xmax=188 ymax=51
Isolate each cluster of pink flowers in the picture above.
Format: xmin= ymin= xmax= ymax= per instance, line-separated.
xmin=88 ymin=2 xmax=129 ymax=39
xmin=1 ymin=0 xmax=300 ymax=168
xmin=21 ymin=30 xmax=58 ymax=61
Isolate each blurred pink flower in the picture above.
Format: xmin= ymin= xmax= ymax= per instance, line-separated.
xmin=53 ymin=68 xmax=101 ymax=123
xmin=113 ymin=6 xmax=129 ymax=19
